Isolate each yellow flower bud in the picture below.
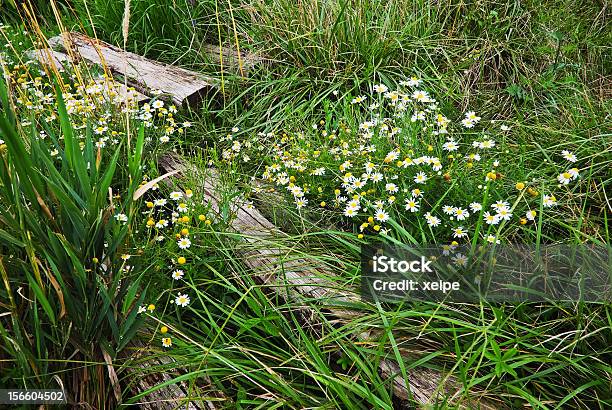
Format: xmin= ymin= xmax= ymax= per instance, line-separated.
xmin=516 ymin=182 xmax=525 ymax=190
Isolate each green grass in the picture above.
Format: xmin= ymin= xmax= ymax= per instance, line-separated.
xmin=1 ymin=0 xmax=611 ymax=408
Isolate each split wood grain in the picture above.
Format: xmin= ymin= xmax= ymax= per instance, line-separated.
xmin=25 ymin=48 xmax=70 ymax=70
xmin=26 ymin=48 xmax=150 ymax=104
xmin=123 ymin=339 xmax=226 ymax=409
xmin=48 ymin=32 xmax=216 ymax=107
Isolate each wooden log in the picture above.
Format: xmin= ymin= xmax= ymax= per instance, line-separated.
xmin=91 ymin=78 xmax=150 ymax=105
xmin=159 ymin=153 xmax=503 ymax=409
xmin=122 ymin=340 xmax=227 ymax=409
xmin=25 ymin=48 xmax=71 ymax=70
xmin=25 ymin=48 xmax=149 ymax=105
xmin=48 ymin=32 xmax=216 ymax=107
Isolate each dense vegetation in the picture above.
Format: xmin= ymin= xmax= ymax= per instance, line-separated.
xmin=0 ymin=1 xmax=610 ymax=408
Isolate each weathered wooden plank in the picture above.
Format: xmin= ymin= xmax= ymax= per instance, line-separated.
xmin=92 ymin=78 xmax=150 ymax=105
xmin=159 ymin=153 xmax=503 ymax=409
xmin=123 ymin=339 xmax=227 ymax=409
xmin=26 ymin=48 xmax=149 ymax=105
xmin=25 ymin=48 xmax=70 ymax=70
xmin=48 ymin=32 xmax=216 ymax=107
xmin=201 ymin=43 xmax=265 ymax=75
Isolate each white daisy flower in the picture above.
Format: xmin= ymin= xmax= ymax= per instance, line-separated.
xmin=562 ymin=150 xmax=577 ymax=162
xmin=454 ymin=208 xmax=469 ymax=220
xmin=175 ymin=293 xmax=190 ymax=307
xmin=425 ymin=212 xmax=441 ymax=227
xmin=169 ymin=192 xmax=183 ymax=201
xmin=442 ymin=205 xmax=456 ymax=215
xmin=177 ymin=238 xmax=191 ymax=249
xmin=568 ymin=168 xmax=579 ymax=179
xmin=344 ymin=207 xmax=358 ymax=217
xmin=496 ymin=208 xmax=513 ymax=221
xmin=385 ymin=183 xmax=398 ymax=193
xmin=414 ymin=172 xmax=428 ymax=184
xmin=483 ymin=212 xmax=500 ymax=225
xmin=543 ymin=194 xmax=557 ymax=207
xmin=405 ymin=198 xmax=420 ymax=212
xmin=469 ymin=202 xmax=482 ymax=212
xmin=486 ymin=234 xmax=500 ymax=244
xmin=375 ymin=210 xmax=389 ymax=222
xmin=155 ymin=219 xmax=169 ymax=229
xmin=491 ymin=201 xmax=510 ymax=211
xmin=452 ymin=226 xmax=468 ymax=238
xmin=373 ymin=84 xmax=388 ymax=93
xmin=442 ymin=140 xmax=459 ymax=152
xmin=452 ymin=253 xmax=468 ymax=267
xmin=557 ymin=171 xmax=572 ymax=184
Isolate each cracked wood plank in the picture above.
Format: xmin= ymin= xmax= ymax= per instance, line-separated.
xmin=26 ymin=48 xmax=149 ymax=105
xmin=48 ymin=32 xmax=216 ymax=107
xmin=123 ymin=340 xmax=227 ymax=409
xmin=25 ymin=48 xmax=70 ymax=69
xmin=159 ymin=153 xmax=503 ymax=409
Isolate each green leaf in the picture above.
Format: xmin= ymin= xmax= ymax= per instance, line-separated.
xmin=55 ymin=83 xmax=90 ymax=195
xmin=0 ymin=229 xmax=25 ymax=248
xmin=26 ymin=271 xmax=56 ymax=326
xmin=490 ymin=339 xmax=501 ymax=359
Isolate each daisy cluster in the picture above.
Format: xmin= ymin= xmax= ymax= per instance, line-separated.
xmin=136 ymin=185 xmax=218 ymax=347
xmin=228 ymin=79 xmax=582 ymax=244
xmin=0 ymin=48 xmax=189 ymax=154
